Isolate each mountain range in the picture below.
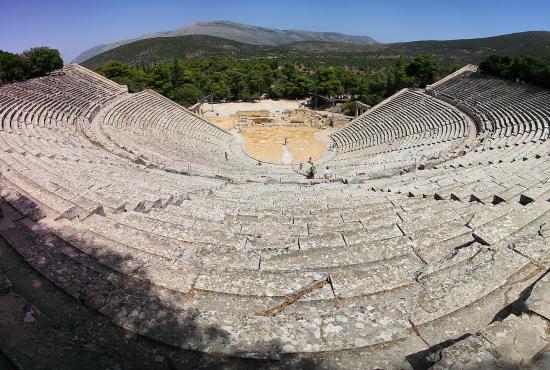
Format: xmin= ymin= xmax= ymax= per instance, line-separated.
xmin=79 ymin=30 xmax=550 ymax=70
xmin=72 ymin=20 xmax=378 ymax=63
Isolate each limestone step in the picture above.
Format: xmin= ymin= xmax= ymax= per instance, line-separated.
xmin=329 ymin=254 xmax=423 ymax=298
xmin=195 ymin=270 xmax=334 ymax=301
xmin=430 ymin=314 xmax=550 ymax=369
xmin=473 ymin=201 xmax=550 ymax=245
xmin=408 ymin=221 xmax=473 ymax=262
xmin=410 ymin=244 xmax=542 ymax=345
xmin=261 ymin=236 xmax=412 ymax=271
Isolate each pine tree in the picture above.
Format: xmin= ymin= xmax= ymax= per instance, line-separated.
xmin=171 ymin=60 xmax=184 ymax=88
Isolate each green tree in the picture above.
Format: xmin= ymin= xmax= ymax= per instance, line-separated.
xmin=147 ymin=64 xmax=173 ymax=96
xmin=316 ymin=67 xmax=344 ymax=96
xmin=480 ymin=54 xmax=550 ymax=89
xmin=367 ymin=70 xmax=388 ymax=97
xmin=293 ymin=75 xmax=313 ymax=98
xmin=22 ymin=47 xmax=63 ymax=77
xmin=341 ymin=101 xmax=358 ymax=116
xmin=318 ymin=79 xmax=344 ymax=96
xmin=0 ymin=50 xmax=30 ymax=83
xmin=96 ymin=60 xmax=132 ymax=79
xmin=172 ymin=83 xmax=203 ymax=106
xmin=96 ymin=60 xmax=145 ymax=92
xmin=269 ymin=78 xmax=287 ymax=99
xmin=386 ymin=57 xmax=413 ymax=96
xmin=171 ymin=60 xmax=184 ymax=88
xmin=406 ymin=54 xmax=439 ymax=87
xmin=210 ymin=81 xmax=231 ymax=101
xmin=334 ymin=67 xmax=360 ymax=94
xmin=89 ymin=55 xmax=429 ymax=108
xmin=0 ymin=47 xmax=64 ymax=83
xmin=479 ymin=55 xmax=513 ymax=78
xmin=247 ymin=69 xmax=265 ymax=98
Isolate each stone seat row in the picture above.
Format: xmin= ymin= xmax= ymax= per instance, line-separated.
xmin=332 ymin=90 xmax=469 ymax=153
xmin=0 ymin=65 xmax=127 ymax=131
xmin=365 ymin=148 xmax=550 ymax=204
xmin=428 ymin=69 xmax=550 ymax=138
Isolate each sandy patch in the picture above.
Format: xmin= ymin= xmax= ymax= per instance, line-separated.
xmin=207 ymin=116 xmax=235 ymax=130
xmin=240 ymin=127 xmax=327 ymax=164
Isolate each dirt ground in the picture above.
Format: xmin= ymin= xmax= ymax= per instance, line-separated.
xmin=207 ymin=116 xmax=235 ymax=129
xmin=240 ymin=127 xmax=327 ymax=164
xmin=205 ymin=99 xmax=332 ymax=164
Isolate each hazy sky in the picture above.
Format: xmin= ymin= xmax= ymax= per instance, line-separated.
xmin=1 ymin=0 xmax=549 ymax=62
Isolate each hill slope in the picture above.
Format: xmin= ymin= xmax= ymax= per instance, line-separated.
xmin=81 ymin=31 xmax=550 ymax=70
xmin=72 ymin=20 xmax=378 ymax=63
xmin=81 ymin=35 xmax=278 ymax=69
xmin=381 ymin=31 xmax=550 ymax=59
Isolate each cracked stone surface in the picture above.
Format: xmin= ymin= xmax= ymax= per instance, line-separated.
xmin=431 ymin=314 xmax=550 ymax=369
xmin=527 ymin=273 xmax=550 ymax=321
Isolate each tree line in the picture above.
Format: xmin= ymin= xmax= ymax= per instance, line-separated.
xmin=0 ymin=47 xmax=63 ymax=83
xmin=3 ymin=46 xmax=550 ymax=109
xmin=95 ymin=54 xmax=440 ymax=109
xmin=0 ymin=45 xmax=444 ymax=112
xmin=480 ymin=54 xmax=550 ymax=89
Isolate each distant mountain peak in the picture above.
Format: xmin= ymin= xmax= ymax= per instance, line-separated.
xmin=72 ymin=20 xmax=378 ymax=63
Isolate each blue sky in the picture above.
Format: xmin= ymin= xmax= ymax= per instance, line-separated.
xmin=1 ymin=0 xmax=549 ymax=62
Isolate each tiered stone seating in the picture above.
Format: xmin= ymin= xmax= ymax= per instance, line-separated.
xmin=325 ymin=89 xmax=473 ymax=177
xmin=428 ymin=65 xmax=550 ymax=143
xmin=84 ymin=89 xmax=298 ymax=179
xmin=332 ymin=89 xmax=470 ymax=152
xmin=0 ymin=64 xmax=549 ymax=369
xmin=88 ymin=90 xmax=237 ymax=176
xmin=0 ymin=64 xmax=127 ymax=131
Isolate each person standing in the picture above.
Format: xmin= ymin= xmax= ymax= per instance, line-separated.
xmin=324 ymin=166 xmax=333 ymax=181
xmin=307 ymin=162 xmax=316 ymax=179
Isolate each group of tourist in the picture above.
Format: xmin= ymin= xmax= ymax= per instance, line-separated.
xmin=300 ymin=157 xmax=332 ymax=181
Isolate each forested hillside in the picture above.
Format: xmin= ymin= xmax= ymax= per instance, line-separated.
xmin=81 ymin=35 xmax=279 ymax=70
xmin=82 ymin=31 xmax=550 ymax=70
